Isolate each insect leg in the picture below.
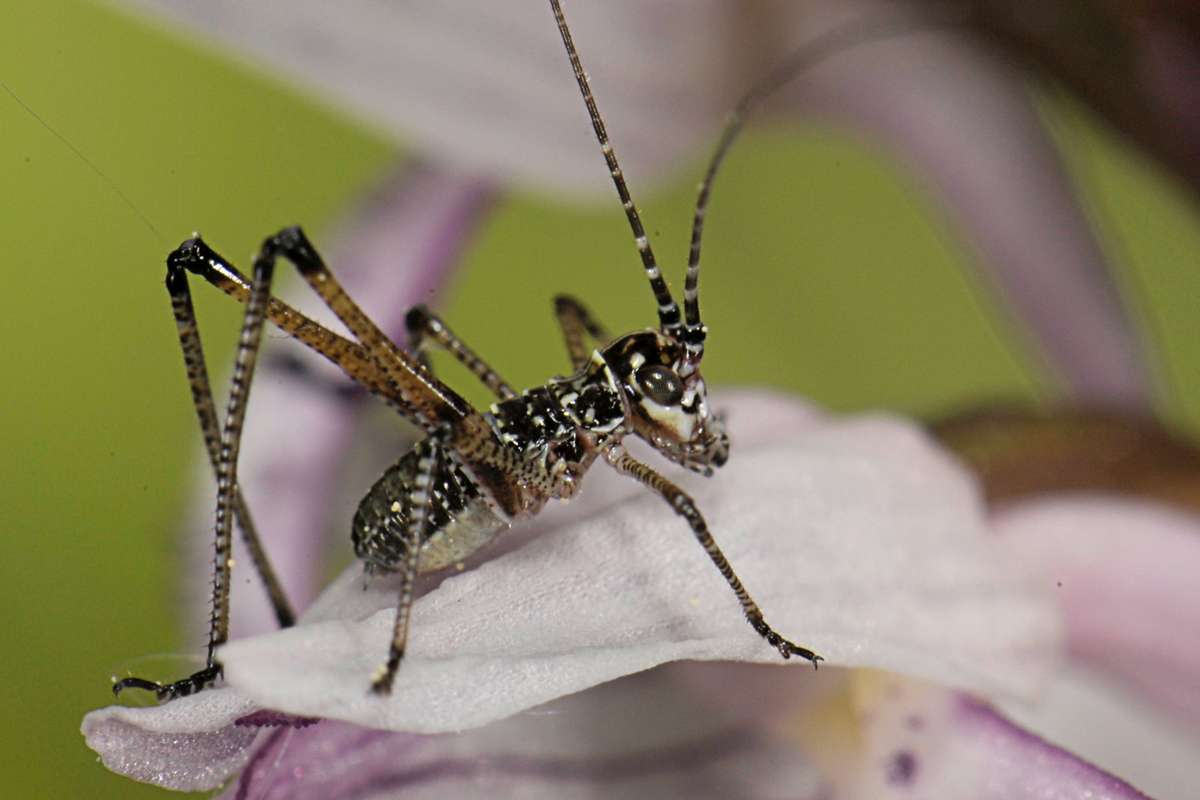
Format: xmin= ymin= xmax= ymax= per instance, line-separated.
xmin=604 ymin=448 xmax=822 ymax=666
xmin=252 ymin=229 xmax=543 ymax=510
xmin=370 ymin=437 xmax=444 ymax=695
xmin=165 ymin=261 xmax=295 ymax=629
xmin=405 ymin=305 xmax=516 ymax=400
xmin=252 ymin=226 xmax=476 ymax=435
xmin=553 ymin=295 xmax=610 ymax=370
xmin=214 ymin=228 xmax=540 ymax=515
xmin=115 ymin=240 xmax=280 ymax=701
xmin=169 ymin=237 xmax=398 ymax=405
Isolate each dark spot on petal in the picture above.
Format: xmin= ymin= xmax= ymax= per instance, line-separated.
xmin=886 ymin=750 xmax=918 ymax=786
xmin=905 ymin=714 xmax=924 ymax=731
xmin=235 ymin=710 xmax=320 ymax=728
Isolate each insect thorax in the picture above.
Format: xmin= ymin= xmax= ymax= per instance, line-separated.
xmin=352 ymin=360 xmax=626 ymax=575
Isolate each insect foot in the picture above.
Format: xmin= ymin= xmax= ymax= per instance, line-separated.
xmin=749 ymin=616 xmax=823 ymax=668
xmin=112 ymin=663 xmax=223 ymax=703
xmin=369 ymin=659 xmax=400 ymax=696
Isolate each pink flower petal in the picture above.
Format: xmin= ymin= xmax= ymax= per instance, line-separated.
xmin=82 ymin=395 xmax=1063 ymax=789
xmin=847 ymin=675 xmax=1153 ymax=798
xmin=113 ymin=0 xmax=756 ymax=195
xmin=998 ymin=664 xmax=1200 ymax=800
xmin=994 ymin=497 xmax=1200 ymax=725
xmin=219 ymin=663 xmax=835 ymax=799
xmin=81 ymin=688 xmax=258 ymax=791
xmin=212 ymin=665 xmax=1158 ymax=799
xmin=778 ymin=1 xmax=1150 ymax=407
xmin=216 ymin=394 xmax=1059 ymax=732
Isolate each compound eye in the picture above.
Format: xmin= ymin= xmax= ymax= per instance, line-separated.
xmin=635 ymin=364 xmax=683 ymax=406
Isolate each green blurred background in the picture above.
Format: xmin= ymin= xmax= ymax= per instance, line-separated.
xmin=1 ymin=1 xmax=1198 ymax=796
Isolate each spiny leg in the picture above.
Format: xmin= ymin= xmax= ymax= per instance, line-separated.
xmin=115 ymin=242 xmax=279 ymax=701
xmin=257 ymin=226 xmax=475 ymax=435
xmin=405 ymin=305 xmax=516 ymax=400
xmin=370 ymin=437 xmax=443 ymax=694
xmin=178 ymin=232 xmax=507 ymax=482
xmin=263 ymin=228 xmax=540 ymax=505
xmin=170 ymin=237 xmax=398 ymax=410
xmin=604 ymin=448 xmax=821 ymax=666
xmin=166 ymin=261 xmax=295 ymax=628
xmin=554 ymin=295 xmax=610 ymax=371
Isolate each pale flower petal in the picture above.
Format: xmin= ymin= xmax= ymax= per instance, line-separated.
xmin=846 ymin=673 xmax=1153 ymax=799
xmin=113 ymin=0 xmax=756 ymax=194
xmin=80 ymin=394 xmax=1063 ymax=789
xmin=779 ymin=2 xmax=1151 ymax=407
xmin=994 ymin=496 xmax=1200 ymax=724
xmin=997 ymin=664 xmax=1200 ymax=800
xmin=81 ymin=689 xmax=258 ymax=791
xmin=214 ymin=666 xmax=1156 ymax=799
xmin=217 ymin=394 xmax=1060 ymax=731
xmin=219 ymin=663 xmax=836 ymax=800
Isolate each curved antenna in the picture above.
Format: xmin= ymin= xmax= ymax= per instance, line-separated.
xmin=683 ymin=9 xmax=968 ymax=367
xmin=549 ymin=0 xmax=682 ymax=334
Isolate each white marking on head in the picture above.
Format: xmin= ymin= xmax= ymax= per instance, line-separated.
xmin=640 ymin=398 xmax=698 ymax=441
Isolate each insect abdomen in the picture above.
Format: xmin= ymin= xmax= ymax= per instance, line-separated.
xmin=352 ymin=439 xmax=507 ymax=574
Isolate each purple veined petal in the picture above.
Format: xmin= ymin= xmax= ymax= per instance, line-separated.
xmin=996 ymin=663 xmax=1200 ymax=800
xmin=219 ymin=663 xmax=841 ymax=800
xmin=179 ymin=161 xmax=495 ymax=641
xmin=81 ymin=688 xmax=325 ymax=791
xmin=81 ymin=688 xmax=259 ymax=791
xmin=81 ymin=632 xmax=840 ymax=793
xmin=215 ymin=393 xmax=1061 ymax=732
xmin=841 ymin=673 xmax=1154 ymax=799
xmin=775 ymin=0 xmax=1151 ymax=409
xmin=211 ymin=664 xmax=1154 ymax=799
xmin=993 ymin=497 xmax=1200 ymax=726
xmin=110 ymin=0 xmax=770 ymax=196
xmin=989 ymin=496 xmax=1200 ymax=799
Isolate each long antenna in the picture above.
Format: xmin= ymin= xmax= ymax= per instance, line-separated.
xmin=683 ymin=9 xmax=968 ymax=367
xmin=548 ymin=0 xmax=682 ymax=335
